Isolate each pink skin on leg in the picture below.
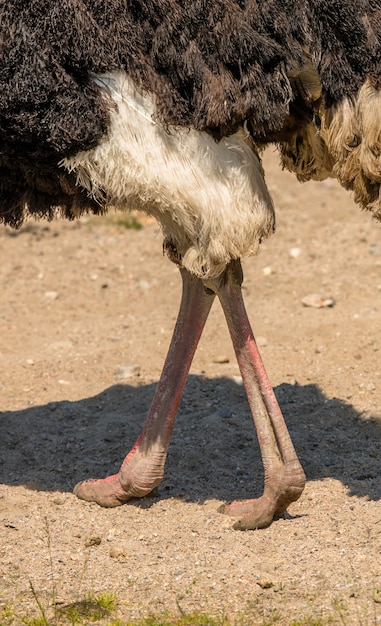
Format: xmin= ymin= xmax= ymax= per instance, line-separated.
xmin=74 ymin=268 xmax=215 ymax=506
xmin=75 ymin=259 xmax=305 ymax=530
xmin=210 ymin=260 xmax=306 ymax=529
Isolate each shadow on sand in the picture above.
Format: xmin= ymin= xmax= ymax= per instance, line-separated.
xmin=0 ymin=376 xmax=380 ymax=505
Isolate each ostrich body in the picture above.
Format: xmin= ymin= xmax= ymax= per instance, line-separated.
xmin=1 ymin=1 xmax=381 ymax=529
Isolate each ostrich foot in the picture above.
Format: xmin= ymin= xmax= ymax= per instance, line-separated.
xmin=208 ymin=260 xmax=306 ymax=530
xmin=74 ymin=445 xmax=166 ymax=507
xmin=220 ymin=461 xmax=306 ymax=530
xmin=73 ymin=267 xmax=215 ymax=508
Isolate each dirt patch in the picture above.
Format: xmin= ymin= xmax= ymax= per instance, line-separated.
xmin=1 ymin=150 xmax=380 ymax=624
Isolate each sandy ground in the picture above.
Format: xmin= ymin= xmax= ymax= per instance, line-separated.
xmin=0 ymin=150 xmax=380 ymax=625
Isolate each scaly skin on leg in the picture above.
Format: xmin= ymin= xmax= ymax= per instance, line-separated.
xmin=205 ymin=260 xmax=306 ymax=530
xmin=75 ymin=259 xmax=305 ymax=530
xmin=74 ymin=268 xmax=215 ymax=507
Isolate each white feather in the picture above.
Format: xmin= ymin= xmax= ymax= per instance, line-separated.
xmin=63 ymin=71 xmax=275 ymax=277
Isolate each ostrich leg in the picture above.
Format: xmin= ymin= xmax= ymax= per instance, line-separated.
xmin=206 ymin=260 xmax=306 ymax=530
xmin=74 ymin=267 xmax=215 ymax=507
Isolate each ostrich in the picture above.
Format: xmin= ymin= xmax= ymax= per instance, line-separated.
xmin=1 ymin=1 xmax=381 ymax=529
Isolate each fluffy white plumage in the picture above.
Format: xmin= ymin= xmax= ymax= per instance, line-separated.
xmin=63 ymin=71 xmax=275 ymax=277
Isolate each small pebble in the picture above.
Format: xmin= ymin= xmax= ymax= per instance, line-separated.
xmin=256 ymin=336 xmax=267 ymax=347
xmin=289 ymin=247 xmax=302 ymax=258
xmin=44 ymin=291 xmax=58 ymax=300
xmin=301 ymin=293 xmax=335 ymax=308
xmin=373 ymin=591 xmax=381 ymax=604
xmin=114 ymin=364 xmax=141 ymax=380
xmin=213 ymin=355 xmax=230 ymax=364
xmin=109 ymin=545 xmax=126 ymax=558
xmin=52 ymin=497 xmax=65 ymax=506
xmin=232 ymin=376 xmax=243 ymax=386
xmin=257 ymin=578 xmax=274 ymax=589
xmin=85 ymin=536 xmax=102 ymax=547
xmin=360 ymin=382 xmax=375 ymax=391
